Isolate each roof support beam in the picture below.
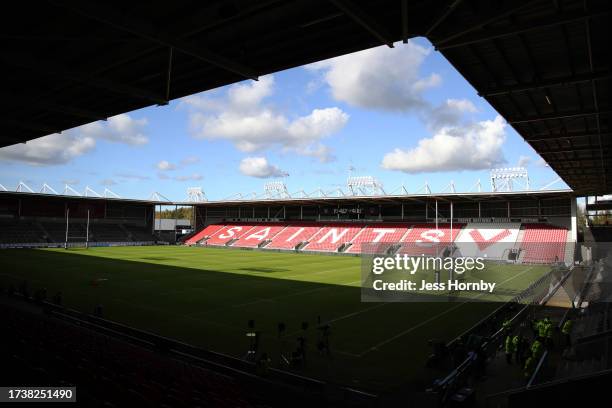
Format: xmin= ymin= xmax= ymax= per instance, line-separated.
xmin=48 ymin=0 xmax=259 ymax=80
xmin=526 ymin=132 xmax=612 ymax=142
xmin=539 ymin=146 xmax=609 ymax=155
xmin=329 ymin=0 xmax=395 ymax=47
xmin=1 ymin=52 xmax=167 ymax=105
xmin=425 ymin=0 xmax=463 ymax=37
xmin=509 ymin=109 xmax=612 ymax=124
xmin=437 ymin=8 xmax=611 ymax=50
xmin=433 ymin=0 xmax=540 ymax=46
xmin=8 ymin=94 xmax=107 ymax=121
xmin=585 ymin=12 xmax=607 ymax=193
xmin=480 ymin=71 xmax=612 ymax=97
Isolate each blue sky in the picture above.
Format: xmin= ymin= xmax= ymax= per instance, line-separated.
xmin=0 ymin=38 xmax=566 ymax=201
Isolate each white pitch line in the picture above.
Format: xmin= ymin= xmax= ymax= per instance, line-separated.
xmin=358 ymin=266 xmax=535 ymax=356
xmin=326 ymin=302 xmax=388 ymax=325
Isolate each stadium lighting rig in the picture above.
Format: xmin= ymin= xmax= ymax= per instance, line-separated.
xmin=186 ymin=187 xmax=208 ymax=202
xmin=490 ymin=167 xmax=530 ymax=192
xmin=264 ymin=181 xmax=290 ymax=199
xmin=347 ymin=176 xmax=386 ymax=196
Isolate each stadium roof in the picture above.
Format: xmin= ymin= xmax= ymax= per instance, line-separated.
xmin=0 ymin=189 xmax=574 ymax=207
xmin=0 ymin=190 xmax=166 ymax=206
xmin=2 ymin=0 xmax=610 ymax=194
xmin=190 ymin=189 xmax=575 ymax=207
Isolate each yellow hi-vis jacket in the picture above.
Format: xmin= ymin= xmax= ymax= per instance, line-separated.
xmin=524 ymin=356 xmax=535 ymax=378
xmin=562 ymin=320 xmax=573 ymax=335
xmin=531 ymin=340 xmax=544 ymax=359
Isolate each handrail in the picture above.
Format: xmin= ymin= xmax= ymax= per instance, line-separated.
xmin=526 ymin=350 xmax=548 ymax=388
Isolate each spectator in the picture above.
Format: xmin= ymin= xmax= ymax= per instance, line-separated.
xmin=561 ymin=319 xmax=573 ymax=347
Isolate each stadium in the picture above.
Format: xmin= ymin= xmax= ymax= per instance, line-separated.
xmin=1 ymin=1 xmax=611 ymax=407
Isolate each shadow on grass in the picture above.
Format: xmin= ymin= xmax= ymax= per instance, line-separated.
xmin=0 ymin=248 xmax=506 ymax=392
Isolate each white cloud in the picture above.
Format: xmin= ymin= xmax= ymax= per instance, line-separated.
xmin=381 ymin=115 xmax=507 ymax=173
xmin=185 ymin=74 xmax=348 ymax=161
xmin=156 ymin=160 xmax=176 ymax=171
xmin=292 ymin=144 xmax=336 ymax=163
xmin=517 ymin=155 xmax=531 ymax=167
xmin=0 ymin=114 xmax=148 ymax=166
xmin=239 ymin=157 xmax=288 ymax=178
xmin=306 ymin=41 xmax=440 ymax=111
xmin=80 ymin=114 xmax=148 ymax=146
xmin=426 ymin=98 xmax=478 ymax=130
xmin=0 ymin=132 xmax=96 ymax=166
xmin=227 ymin=75 xmax=274 ymax=112
xmin=191 ymin=107 xmax=348 ymax=154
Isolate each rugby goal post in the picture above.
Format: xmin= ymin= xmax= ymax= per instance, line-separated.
xmin=64 ymin=208 xmax=90 ymax=249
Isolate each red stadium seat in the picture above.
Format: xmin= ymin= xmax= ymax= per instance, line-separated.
xmin=519 ymin=223 xmax=568 ymax=263
xmin=205 ymin=225 xmax=257 ymax=246
xmin=301 ymin=224 xmax=364 ymax=252
xmin=398 ymin=223 xmax=465 ymax=256
xmin=230 ymin=224 xmax=287 ymax=248
xmin=266 ymin=224 xmax=323 ymax=250
xmin=185 ymin=224 xmax=225 ymax=245
xmin=346 ymin=224 xmax=411 ymax=254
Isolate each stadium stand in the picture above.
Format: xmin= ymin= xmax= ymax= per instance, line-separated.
xmin=519 ymin=224 xmax=568 ymax=264
xmin=266 ymin=224 xmax=324 ymax=250
xmin=301 ymin=224 xmax=364 ymax=252
xmin=127 ymin=225 xmax=157 ymax=242
xmin=185 ymin=221 xmax=574 ymax=263
xmin=346 ymin=224 xmax=411 ymax=254
xmin=0 ymin=218 xmax=156 ymax=246
xmin=397 ymin=223 xmax=465 ymax=256
xmin=0 ymin=219 xmax=45 ymax=244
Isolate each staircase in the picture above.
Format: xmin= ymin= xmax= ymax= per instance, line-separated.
xmin=225 ymin=238 xmax=238 ymax=247
xmin=338 ymin=242 xmax=352 ymax=253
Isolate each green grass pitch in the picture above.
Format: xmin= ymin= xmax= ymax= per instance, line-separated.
xmin=0 ymin=246 xmax=549 ymax=392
